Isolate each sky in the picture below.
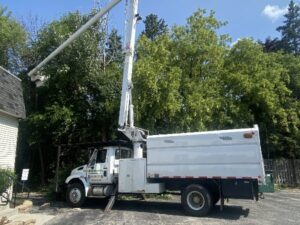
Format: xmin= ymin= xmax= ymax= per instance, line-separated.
xmin=0 ymin=0 xmax=297 ymax=43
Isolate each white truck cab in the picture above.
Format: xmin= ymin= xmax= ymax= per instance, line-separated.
xmin=65 ymin=143 xmax=134 ymax=207
xmin=85 ymin=146 xmax=132 ymax=184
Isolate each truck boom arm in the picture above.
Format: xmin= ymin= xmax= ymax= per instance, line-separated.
xmin=118 ymin=0 xmax=139 ymax=129
xmin=118 ymin=0 xmax=146 ymax=159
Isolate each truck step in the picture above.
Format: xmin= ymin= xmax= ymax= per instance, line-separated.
xmin=104 ymin=195 xmax=116 ymax=213
xmin=104 ymin=186 xmax=118 ymax=213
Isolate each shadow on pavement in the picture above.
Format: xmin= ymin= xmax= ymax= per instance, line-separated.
xmin=82 ymin=198 xmax=250 ymax=220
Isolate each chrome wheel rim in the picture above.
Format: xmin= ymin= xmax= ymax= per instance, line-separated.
xmin=187 ymin=191 xmax=205 ymax=211
xmin=69 ymin=188 xmax=81 ymax=204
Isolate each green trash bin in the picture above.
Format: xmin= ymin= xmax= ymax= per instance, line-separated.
xmin=259 ymin=171 xmax=275 ymax=193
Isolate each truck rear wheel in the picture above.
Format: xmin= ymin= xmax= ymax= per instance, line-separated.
xmin=66 ymin=183 xmax=86 ymax=207
xmin=181 ymin=184 xmax=212 ymax=217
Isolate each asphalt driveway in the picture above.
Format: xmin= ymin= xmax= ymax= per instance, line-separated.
xmin=36 ymin=190 xmax=300 ymax=225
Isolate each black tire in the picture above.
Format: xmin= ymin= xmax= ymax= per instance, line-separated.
xmin=66 ymin=183 xmax=86 ymax=207
xmin=181 ymin=184 xmax=212 ymax=217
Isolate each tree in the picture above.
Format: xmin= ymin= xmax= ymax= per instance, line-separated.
xmin=277 ymin=0 xmax=300 ymax=54
xmin=134 ymin=10 xmax=229 ymax=133
xmin=169 ymin=10 xmax=229 ymax=132
xmin=224 ymin=39 xmax=300 ymax=158
xmin=0 ymin=6 xmax=26 ymax=72
xmin=142 ymin=14 xmax=168 ymax=41
xmin=135 ymin=10 xmax=300 ymax=158
xmin=279 ymin=54 xmax=300 ymax=99
xmin=134 ymin=34 xmax=182 ymax=133
xmin=106 ymin=28 xmax=123 ymax=64
xmin=260 ymin=37 xmax=282 ymax=53
xmin=21 ymin=11 xmax=123 ymax=185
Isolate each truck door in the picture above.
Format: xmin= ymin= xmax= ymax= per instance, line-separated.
xmin=87 ymin=149 xmax=109 ymax=184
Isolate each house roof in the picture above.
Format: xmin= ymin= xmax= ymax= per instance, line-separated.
xmin=0 ymin=66 xmax=26 ymax=119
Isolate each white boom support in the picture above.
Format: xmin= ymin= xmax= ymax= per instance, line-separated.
xmin=118 ymin=0 xmax=139 ymax=129
xmin=27 ymin=0 xmax=146 ymax=158
xmin=118 ymin=0 xmax=146 ymax=159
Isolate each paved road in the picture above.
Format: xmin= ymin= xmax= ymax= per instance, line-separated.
xmin=39 ymin=190 xmax=299 ymax=225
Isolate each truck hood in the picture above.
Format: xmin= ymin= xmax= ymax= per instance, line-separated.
xmin=71 ymin=164 xmax=87 ymax=175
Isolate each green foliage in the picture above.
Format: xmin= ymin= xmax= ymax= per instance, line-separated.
xmin=277 ymin=0 xmax=300 ymax=54
xmin=261 ymin=1 xmax=300 ymax=56
xmin=170 ymin=10 xmax=229 ymax=132
xmin=28 ymin=104 xmax=73 ymax=144
xmin=25 ymin=11 xmax=123 ymax=144
xmin=225 ymin=40 xmax=289 ymax=125
xmin=225 ymin=40 xmax=300 ymax=158
xmin=257 ymin=1 xmax=300 ymax=158
xmin=20 ymin=11 xmax=124 ymax=185
xmin=135 ymin=9 xmax=229 ymax=133
xmin=107 ymin=28 xmax=123 ymax=63
xmin=142 ymin=14 xmax=168 ymax=41
xmin=278 ymin=53 xmax=300 ymax=99
xmin=134 ymin=9 xmax=300 ymax=158
xmin=260 ymin=37 xmax=283 ymax=53
xmin=0 ymin=169 xmax=15 ymax=192
xmin=0 ymin=6 xmax=26 ymax=72
xmin=134 ymin=34 xmax=182 ymax=133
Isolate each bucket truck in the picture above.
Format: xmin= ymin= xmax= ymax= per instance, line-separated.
xmin=28 ymin=0 xmax=265 ymax=216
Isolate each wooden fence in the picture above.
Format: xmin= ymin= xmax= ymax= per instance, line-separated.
xmin=264 ymin=159 xmax=300 ymax=186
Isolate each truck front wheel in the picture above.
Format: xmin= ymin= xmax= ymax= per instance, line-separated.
xmin=181 ymin=184 xmax=212 ymax=217
xmin=66 ymin=183 xmax=86 ymax=207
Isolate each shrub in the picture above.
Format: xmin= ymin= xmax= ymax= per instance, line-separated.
xmin=0 ymin=168 xmax=16 ymax=193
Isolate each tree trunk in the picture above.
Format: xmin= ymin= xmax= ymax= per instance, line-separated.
xmin=101 ymin=126 xmax=107 ymax=142
xmin=55 ymin=145 xmax=61 ymax=192
xmin=38 ymin=144 xmax=45 ymax=186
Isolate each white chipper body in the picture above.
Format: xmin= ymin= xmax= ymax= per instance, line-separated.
xmin=28 ymin=0 xmax=265 ymax=217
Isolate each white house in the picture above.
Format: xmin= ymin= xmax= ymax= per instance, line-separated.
xmin=0 ymin=66 xmax=25 ymax=205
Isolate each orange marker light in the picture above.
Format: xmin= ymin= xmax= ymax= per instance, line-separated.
xmin=244 ymin=132 xmax=254 ymax=139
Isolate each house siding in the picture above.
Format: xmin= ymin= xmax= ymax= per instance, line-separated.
xmin=0 ymin=67 xmax=24 ymax=206
xmin=0 ymin=112 xmax=19 ymax=170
